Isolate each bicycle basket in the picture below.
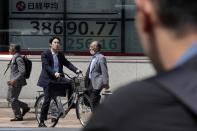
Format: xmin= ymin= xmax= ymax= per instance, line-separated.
xmin=73 ymin=76 xmax=86 ymax=92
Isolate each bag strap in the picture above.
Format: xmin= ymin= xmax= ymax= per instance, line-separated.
xmin=3 ymin=59 xmax=12 ymax=75
xmin=23 ymin=55 xmax=27 ymax=60
xmin=3 ymin=55 xmax=23 ymax=75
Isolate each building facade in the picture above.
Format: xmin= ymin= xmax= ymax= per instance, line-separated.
xmin=0 ymin=0 xmax=143 ymax=55
xmin=0 ymin=0 xmax=155 ymax=99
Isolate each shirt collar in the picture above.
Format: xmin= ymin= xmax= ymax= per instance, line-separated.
xmin=92 ymin=52 xmax=100 ymax=58
xmin=51 ymin=49 xmax=58 ymax=55
xmin=176 ymin=41 xmax=197 ymax=67
xmin=13 ymin=53 xmax=19 ymax=58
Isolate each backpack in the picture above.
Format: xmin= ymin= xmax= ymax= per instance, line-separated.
xmin=22 ymin=55 xmax=32 ymax=79
xmin=3 ymin=55 xmax=32 ymax=79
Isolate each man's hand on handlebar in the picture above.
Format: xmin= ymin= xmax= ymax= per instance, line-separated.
xmin=76 ymin=69 xmax=82 ymax=74
xmin=55 ymin=72 xmax=61 ymax=78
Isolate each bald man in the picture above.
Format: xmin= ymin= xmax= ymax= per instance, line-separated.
xmin=85 ymin=41 xmax=109 ymax=109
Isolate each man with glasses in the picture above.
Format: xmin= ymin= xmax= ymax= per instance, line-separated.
xmin=85 ymin=41 xmax=109 ymax=110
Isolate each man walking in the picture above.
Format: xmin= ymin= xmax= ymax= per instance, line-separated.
xmin=86 ymin=41 xmax=109 ymax=109
xmin=7 ymin=44 xmax=30 ymax=121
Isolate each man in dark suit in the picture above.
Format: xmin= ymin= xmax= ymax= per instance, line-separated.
xmin=37 ymin=36 xmax=81 ymax=127
xmin=83 ymin=0 xmax=197 ymax=131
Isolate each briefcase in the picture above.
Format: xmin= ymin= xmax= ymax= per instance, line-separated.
xmin=48 ymin=77 xmax=72 ymax=97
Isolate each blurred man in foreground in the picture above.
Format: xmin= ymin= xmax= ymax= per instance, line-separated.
xmin=83 ymin=0 xmax=197 ymax=131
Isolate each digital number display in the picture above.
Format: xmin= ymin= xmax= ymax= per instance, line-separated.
xmin=66 ymin=21 xmax=118 ymax=36
xmin=66 ymin=20 xmax=121 ymax=52
xmin=30 ymin=21 xmax=63 ymax=35
xmin=10 ymin=20 xmax=64 ymax=36
xmin=10 ymin=20 xmax=121 ymax=52
xmin=67 ymin=38 xmax=119 ymax=51
xmin=9 ymin=0 xmax=122 ymax=53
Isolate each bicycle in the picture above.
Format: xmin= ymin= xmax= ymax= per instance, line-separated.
xmin=35 ymin=73 xmax=93 ymax=127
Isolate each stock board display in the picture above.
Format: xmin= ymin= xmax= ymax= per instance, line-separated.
xmin=9 ymin=0 xmax=142 ymax=54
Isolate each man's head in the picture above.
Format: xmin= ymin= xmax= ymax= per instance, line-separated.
xmin=9 ymin=44 xmax=21 ymax=55
xmin=49 ymin=36 xmax=61 ymax=52
xmin=135 ymin=0 xmax=197 ymax=72
xmin=89 ymin=41 xmax=101 ymax=55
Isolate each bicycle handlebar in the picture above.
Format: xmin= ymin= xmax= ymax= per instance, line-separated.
xmin=63 ymin=72 xmax=83 ymax=79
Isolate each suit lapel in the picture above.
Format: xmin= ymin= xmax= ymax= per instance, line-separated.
xmin=11 ymin=53 xmax=20 ymax=65
xmin=47 ymin=50 xmax=54 ymax=67
xmin=57 ymin=52 xmax=62 ymax=71
xmin=90 ymin=56 xmax=99 ymax=73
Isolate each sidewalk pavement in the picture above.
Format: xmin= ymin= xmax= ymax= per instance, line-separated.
xmin=0 ymin=91 xmax=113 ymax=128
xmin=0 ymin=107 xmax=82 ymax=128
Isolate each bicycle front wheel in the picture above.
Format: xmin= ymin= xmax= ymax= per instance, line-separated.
xmin=76 ymin=94 xmax=93 ymax=127
xmin=35 ymin=94 xmax=59 ymax=127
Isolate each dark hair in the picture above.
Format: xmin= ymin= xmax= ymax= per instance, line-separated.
xmin=49 ymin=36 xmax=61 ymax=44
xmin=152 ymin=0 xmax=197 ymax=31
xmin=9 ymin=44 xmax=21 ymax=52
xmin=97 ymin=43 xmax=101 ymax=51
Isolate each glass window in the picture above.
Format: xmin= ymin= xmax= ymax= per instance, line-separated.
xmin=8 ymin=0 xmax=143 ymax=55
xmin=66 ymin=0 xmax=122 ymax=53
xmin=125 ymin=0 xmax=143 ymax=54
xmin=9 ymin=0 xmax=64 ymax=51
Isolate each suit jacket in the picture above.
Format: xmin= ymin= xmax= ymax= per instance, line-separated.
xmin=37 ymin=49 xmax=78 ymax=88
xmin=10 ymin=53 xmax=27 ymax=87
xmin=86 ymin=53 xmax=109 ymax=90
xmin=84 ymin=55 xmax=197 ymax=131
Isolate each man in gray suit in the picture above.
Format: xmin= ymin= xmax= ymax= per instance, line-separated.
xmin=7 ymin=44 xmax=30 ymax=121
xmin=86 ymin=41 xmax=109 ymax=109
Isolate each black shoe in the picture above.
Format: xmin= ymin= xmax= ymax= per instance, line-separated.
xmin=22 ymin=107 xmax=30 ymax=117
xmin=10 ymin=117 xmax=23 ymax=121
xmin=51 ymin=118 xmax=57 ymax=123
xmin=38 ymin=122 xmax=47 ymax=127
